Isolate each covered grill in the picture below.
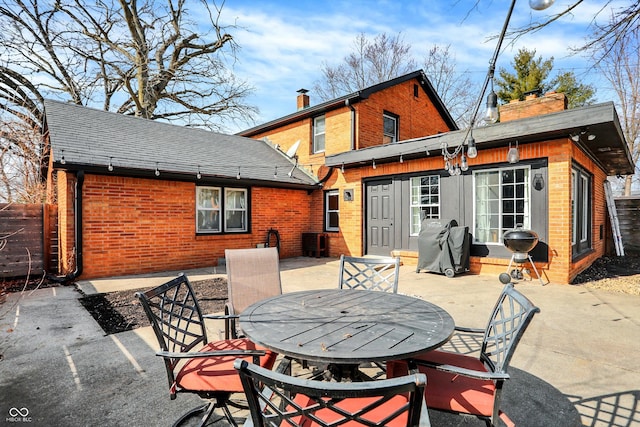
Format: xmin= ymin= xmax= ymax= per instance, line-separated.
xmin=499 ymin=225 xmax=544 ymax=285
xmin=416 ymin=219 xmax=470 ymax=278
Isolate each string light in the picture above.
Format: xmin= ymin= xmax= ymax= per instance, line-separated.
xmin=341 ymin=163 xmax=345 ymax=173
xmin=399 ymin=154 xmax=404 ymax=163
xmin=372 ymin=159 xmax=376 ymax=170
xmin=52 ymin=147 xmax=326 ymax=182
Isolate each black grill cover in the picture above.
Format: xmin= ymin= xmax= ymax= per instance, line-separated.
xmin=416 ymin=219 xmax=470 ymax=277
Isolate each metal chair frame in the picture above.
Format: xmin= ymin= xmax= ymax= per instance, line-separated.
xmin=338 ymin=255 xmax=400 ymax=293
xmin=135 ymin=274 xmax=275 ymax=427
xmin=224 ymin=247 xmax=283 ymax=339
xmin=235 ymin=359 xmax=428 ymax=427
xmin=389 ymin=283 xmax=540 ymax=427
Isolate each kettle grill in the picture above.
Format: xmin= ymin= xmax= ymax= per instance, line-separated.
xmin=499 ymin=225 xmax=544 ymax=285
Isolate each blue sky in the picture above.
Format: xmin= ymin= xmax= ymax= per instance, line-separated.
xmin=216 ymin=0 xmax=622 ymax=133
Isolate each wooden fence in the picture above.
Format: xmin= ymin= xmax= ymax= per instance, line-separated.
xmin=615 ymin=196 xmax=640 ymax=255
xmin=0 ymin=203 xmax=57 ymax=278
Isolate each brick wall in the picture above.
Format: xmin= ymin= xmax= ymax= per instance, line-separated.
xmin=58 ymin=173 xmax=312 ymax=279
xmin=500 ymin=92 xmax=568 ymax=122
xmin=246 ymin=79 xmax=452 ymax=182
xmin=321 ymin=137 xmax=610 ymax=284
xmin=356 ymin=81 xmax=452 ymax=149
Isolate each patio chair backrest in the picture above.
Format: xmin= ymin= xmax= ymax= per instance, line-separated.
xmin=135 ymin=274 xmax=207 ymax=385
xmin=480 ymin=283 xmax=540 ymax=374
xmin=225 ymin=247 xmax=282 ymax=315
xmin=339 ymin=255 xmax=400 ymax=293
xmin=234 ymin=359 xmax=428 ymax=427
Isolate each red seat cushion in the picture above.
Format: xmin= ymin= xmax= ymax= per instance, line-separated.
xmin=175 ymin=338 xmax=277 ymax=393
xmin=292 ymin=395 xmax=411 ymax=427
xmin=387 ymin=351 xmax=496 ymax=417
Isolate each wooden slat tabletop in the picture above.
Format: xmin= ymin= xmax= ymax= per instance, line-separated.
xmin=240 ymin=289 xmax=455 ymax=364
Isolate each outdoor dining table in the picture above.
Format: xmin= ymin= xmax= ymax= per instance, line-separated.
xmin=239 ymin=288 xmax=455 ymax=377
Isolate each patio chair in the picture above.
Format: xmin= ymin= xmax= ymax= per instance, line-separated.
xmin=234 ymin=359 xmax=429 ymax=427
xmin=338 ymin=255 xmax=400 ymax=293
xmin=224 ymin=247 xmax=282 ymax=339
xmin=387 ymin=283 xmax=540 ymax=427
xmin=135 ymin=274 xmax=278 ymax=427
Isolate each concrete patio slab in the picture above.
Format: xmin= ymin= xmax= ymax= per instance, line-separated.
xmin=1 ymin=256 xmax=639 ymax=426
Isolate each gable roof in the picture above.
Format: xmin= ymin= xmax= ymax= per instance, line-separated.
xmin=237 ymin=70 xmax=458 ymax=136
xmin=326 ymin=102 xmax=634 ymax=176
xmin=43 ymin=100 xmax=319 ymax=189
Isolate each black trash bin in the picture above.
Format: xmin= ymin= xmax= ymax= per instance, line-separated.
xmin=416 ymin=219 xmax=470 ymax=278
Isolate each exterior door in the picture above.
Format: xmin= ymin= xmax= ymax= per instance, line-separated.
xmin=367 ymin=179 xmax=395 ymax=256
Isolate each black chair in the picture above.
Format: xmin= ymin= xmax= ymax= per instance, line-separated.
xmin=338 ymin=255 xmax=400 ymax=293
xmin=387 ymin=283 xmax=540 ymax=427
xmin=235 ymin=359 xmax=429 ymax=427
xmin=135 ymin=274 xmax=278 ymax=427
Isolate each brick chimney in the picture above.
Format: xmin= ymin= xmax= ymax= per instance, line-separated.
xmin=297 ymin=89 xmax=310 ymax=110
xmin=499 ymin=91 xmax=568 ymax=122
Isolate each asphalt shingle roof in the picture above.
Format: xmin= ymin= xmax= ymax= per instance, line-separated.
xmin=43 ymin=99 xmax=319 ymax=189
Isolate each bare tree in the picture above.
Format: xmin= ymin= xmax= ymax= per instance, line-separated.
xmin=312 ymin=33 xmax=477 ymax=128
xmin=0 ymin=121 xmax=46 ymax=203
xmin=0 ymin=0 xmax=257 ymax=203
xmin=422 ymin=45 xmax=477 ymax=127
xmin=507 ymin=1 xmax=639 ymax=62
xmin=0 ymin=0 xmax=257 ymax=131
xmin=592 ymin=22 xmax=640 ymax=195
xmin=313 ymin=32 xmax=417 ymax=101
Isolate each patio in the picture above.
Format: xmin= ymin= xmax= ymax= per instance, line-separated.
xmin=1 ymin=256 xmax=639 ymax=426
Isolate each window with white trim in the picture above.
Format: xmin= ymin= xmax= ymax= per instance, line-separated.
xmin=410 ymin=176 xmax=440 ymax=235
xmin=196 ymin=187 xmax=221 ymax=232
xmin=313 ymin=115 xmax=326 ymax=153
xmin=473 ymin=166 xmax=530 ymax=244
xmin=325 ymin=190 xmax=339 ymax=231
xmin=383 ymin=113 xmax=398 ymax=144
xmin=196 ymin=186 xmax=248 ymax=233
xmin=225 ymin=188 xmax=247 ymax=232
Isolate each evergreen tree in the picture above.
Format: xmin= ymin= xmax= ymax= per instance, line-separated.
xmin=495 ymin=48 xmax=595 ymax=108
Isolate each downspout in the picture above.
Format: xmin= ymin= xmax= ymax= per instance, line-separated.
xmin=47 ymin=170 xmax=84 ymax=283
xmin=72 ymin=170 xmax=84 ymax=279
xmin=345 ymin=99 xmax=356 ymax=150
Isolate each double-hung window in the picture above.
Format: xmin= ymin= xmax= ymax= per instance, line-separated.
xmin=325 ymin=190 xmax=339 ymax=231
xmin=196 ymin=187 xmax=221 ymax=232
xmin=225 ymin=188 xmax=247 ymax=232
xmin=473 ymin=166 xmax=530 ymax=244
xmin=313 ymin=115 xmax=326 ymax=153
xmin=410 ymin=176 xmax=440 ymax=235
xmin=571 ymin=165 xmax=592 ymax=256
xmin=196 ymin=186 xmax=248 ymax=233
xmin=383 ymin=112 xmax=398 ymax=144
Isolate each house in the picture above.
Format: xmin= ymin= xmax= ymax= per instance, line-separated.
xmin=240 ymin=78 xmax=634 ymax=284
xmin=44 ymin=69 xmax=634 ymax=284
xmin=43 ymin=100 xmax=320 ymax=279
xmin=238 ymin=70 xmax=458 ymax=257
